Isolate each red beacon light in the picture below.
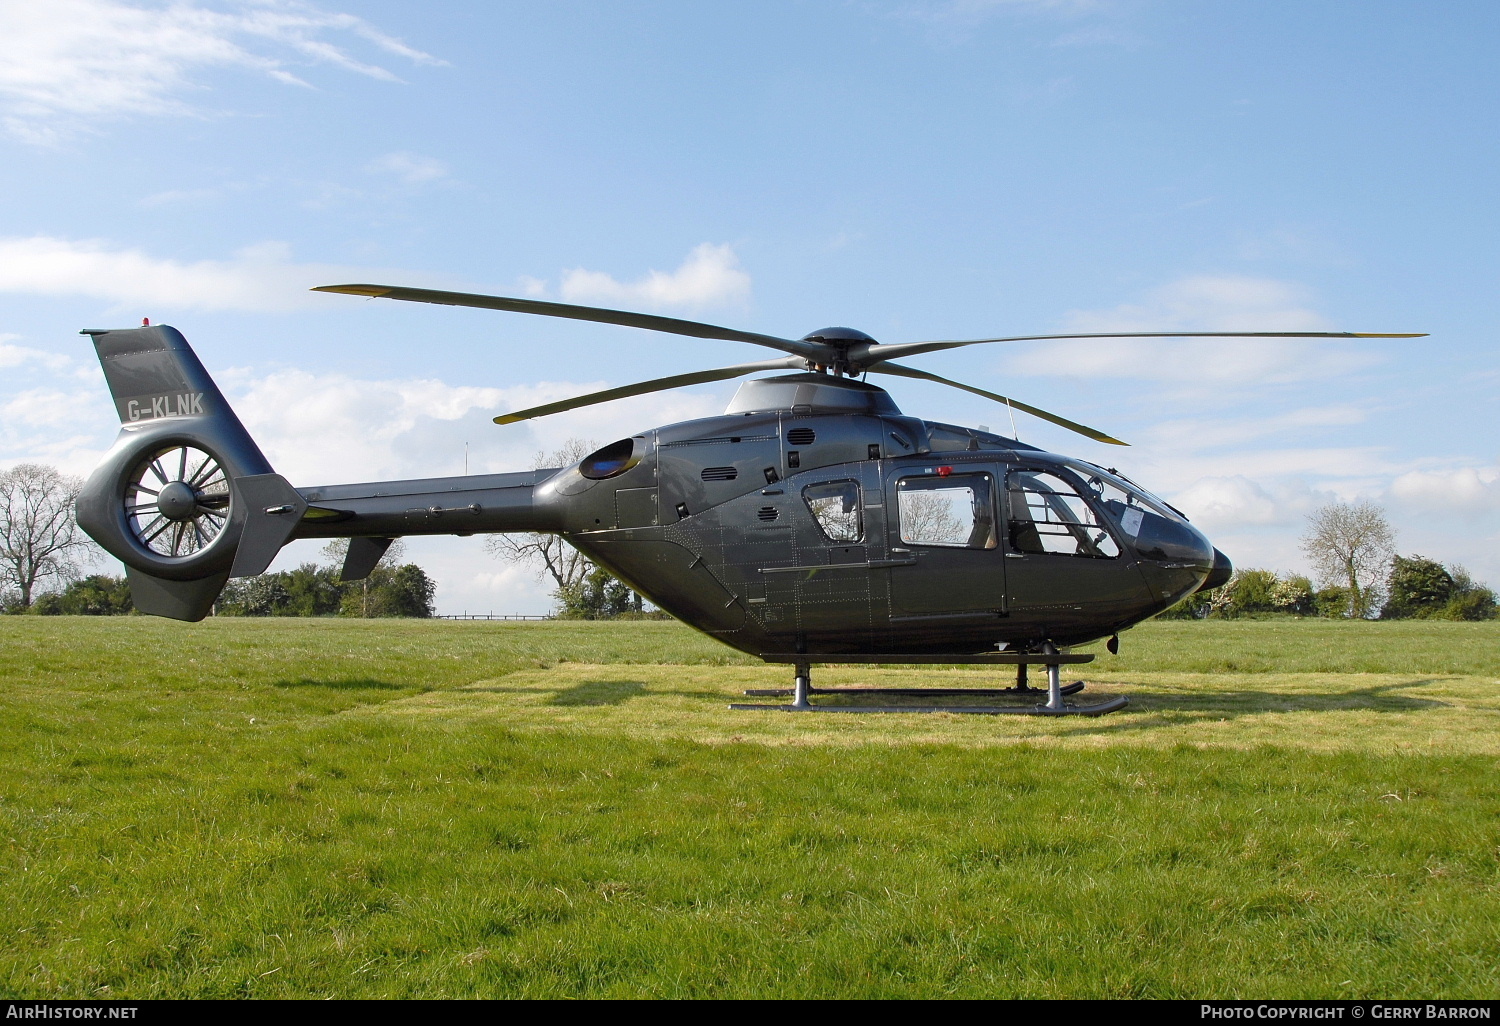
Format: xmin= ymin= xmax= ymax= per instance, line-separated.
xmin=936 ymin=465 xmax=953 ymax=477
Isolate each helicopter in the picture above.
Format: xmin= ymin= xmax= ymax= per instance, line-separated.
xmin=73 ymin=285 xmax=1421 ymax=715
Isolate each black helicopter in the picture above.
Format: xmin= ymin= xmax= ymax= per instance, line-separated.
xmin=74 ymin=286 xmax=1419 ymax=715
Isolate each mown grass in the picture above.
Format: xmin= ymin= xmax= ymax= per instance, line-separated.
xmin=0 ymin=617 xmax=1496 ymax=998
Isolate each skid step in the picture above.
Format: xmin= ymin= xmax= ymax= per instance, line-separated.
xmin=728 ymin=696 xmax=1130 ymax=717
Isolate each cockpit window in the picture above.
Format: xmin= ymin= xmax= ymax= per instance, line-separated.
xmin=897 ymin=473 xmax=998 ymax=549
xmin=1007 ymin=470 xmax=1120 ymax=558
xmin=803 ymin=480 xmax=863 ymax=542
xmin=1066 ymin=461 xmax=1183 ymax=522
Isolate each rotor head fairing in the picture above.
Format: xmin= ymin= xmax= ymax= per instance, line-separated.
xmin=723 ymin=374 xmax=902 ymax=416
xmin=801 ymin=327 xmax=876 ymax=345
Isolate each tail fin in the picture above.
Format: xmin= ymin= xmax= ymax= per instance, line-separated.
xmin=76 ymin=325 xmax=306 ymax=621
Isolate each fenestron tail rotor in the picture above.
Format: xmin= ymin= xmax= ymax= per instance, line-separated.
xmin=125 ymin=444 xmax=231 ymax=558
xmin=315 ymin=282 xmax=1425 ymax=446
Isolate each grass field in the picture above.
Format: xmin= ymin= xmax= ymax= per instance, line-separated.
xmin=0 ymin=617 xmax=1496 ymax=998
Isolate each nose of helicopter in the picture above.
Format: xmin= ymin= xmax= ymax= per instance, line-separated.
xmin=1197 ymin=548 xmax=1233 ymax=593
xmin=1132 ymin=515 xmax=1221 ymax=608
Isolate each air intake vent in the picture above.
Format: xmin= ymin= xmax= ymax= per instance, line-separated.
xmin=757 ymin=506 xmax=780 ymax=522
xmin=701 ymin=466 xmax=738 ymax=481
xmin=787 ymin=428 xmax=817 ymax=446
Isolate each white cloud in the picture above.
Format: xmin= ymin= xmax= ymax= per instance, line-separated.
xmin=0 ymin=236 xmax=754 ymax=316
xmin=1170 ymin=475 xmax=1323 ymax=530
xmin=0 ymin=339 xmax=73 ymax=374
xmin=1389 ymin=465 xmax=1500 ymax=516
xmin=0 ymin=235 xmax=428 ymax=313
xmin=364 ymin=151 xmax=448 ymax=183
xmin=0 ymin=0 xmax=441 ymax=143
xmin=557 ymin=243 xmax=752 ymax=311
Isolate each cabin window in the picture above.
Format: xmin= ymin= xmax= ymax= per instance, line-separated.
xmin=1007 ymin=470 xmax=1120 ymax=558
xmin=896 ymin=474 xmax=997 ymax=549
xmin=803 ymin=480 xmax=863 ymax=542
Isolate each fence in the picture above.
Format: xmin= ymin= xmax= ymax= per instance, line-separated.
xmin=436 ymin=613 xmax=551 ymax=621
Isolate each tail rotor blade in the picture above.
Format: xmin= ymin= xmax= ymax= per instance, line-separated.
xmin=868 ymin=362 xmax=1127 ymax=446
xmin=493 ymin=358 xmax=806 ymax=424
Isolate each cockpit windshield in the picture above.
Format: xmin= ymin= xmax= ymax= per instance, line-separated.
xmin=1065 ymin=461 xmax=1185 ymax=523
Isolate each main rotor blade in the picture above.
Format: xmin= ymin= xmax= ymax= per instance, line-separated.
xmin=868 ymin=362 xmax=1128 ymax=446
xmin=493 ymin=357 xmax=807 ymax=424
xmin=852 ymin=330 xmax=1427 ymax=366
xmin=314 ymin=283 xmax=831 ymax=362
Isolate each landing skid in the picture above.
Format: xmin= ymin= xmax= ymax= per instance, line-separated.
xmin=728 ymin=696 xmax=1129 ymax=717
xmin=740 ymin=682 xmax=1086 ymax=698
xmin=729 ymin=648 xmax=1129 ymax=717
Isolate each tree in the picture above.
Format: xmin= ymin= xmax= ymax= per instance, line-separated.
xmin=1444 ymin=567 xmax=1498 ymax=621
xmin=485 ymin=439 xmax=599 ymax=598
xmin=339 ymin=563 xmax=435 ymax=618
xmin=1270 ymin=574 xmax=1316 ymax=615
xmin=1313 ymin=585 xmax=1353 ymax=618
xmin=0 ymin=464 xmax=92 ymax=609
xmin=897 ymin=489 xmax=967 ymax=546
xmin=1383 ymin=559 xmax=1498 ymax=621
xmin=32 ymin=574 xmax=133 ymax=616
xmin=1383 ymin=555 xmax=1455 ymax=619
xmin=485 ymin=438 xmax=648 ymax=616
xmin=555 ymin=565 xmax=644 ymax=619
xmin=321 ymin=537 xmax=407 ymax=618
xmin=1300 ymin=501 xmax=1395 ymax=618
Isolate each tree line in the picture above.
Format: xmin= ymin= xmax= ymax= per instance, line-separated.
xmin=17 ymin=541 xmax=437 ymax=619
xmin=1165 ymin=501 xmax=1496 ymax=620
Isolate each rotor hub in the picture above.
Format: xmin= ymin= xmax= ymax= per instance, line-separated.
xmin=155 ymin=481 xmax=199 ymax=521
xmin=800 ymin=326 xmax=875 ymax=348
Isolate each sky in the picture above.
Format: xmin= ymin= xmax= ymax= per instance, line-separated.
xmin=1 ymin=0 xmax=1496 ymax=614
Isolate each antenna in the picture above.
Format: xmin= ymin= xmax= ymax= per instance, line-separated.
xmin=1005 ymin=398 xmax=1018 ymax=440
xmin=464 ymin=442 xmax=469 ymax=476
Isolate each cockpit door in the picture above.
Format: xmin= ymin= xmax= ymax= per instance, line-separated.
xmin=884 ymin=467 xmax=1007 ymax=615
xmin=1002 ymin=467 xmax=1141 ymax=611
